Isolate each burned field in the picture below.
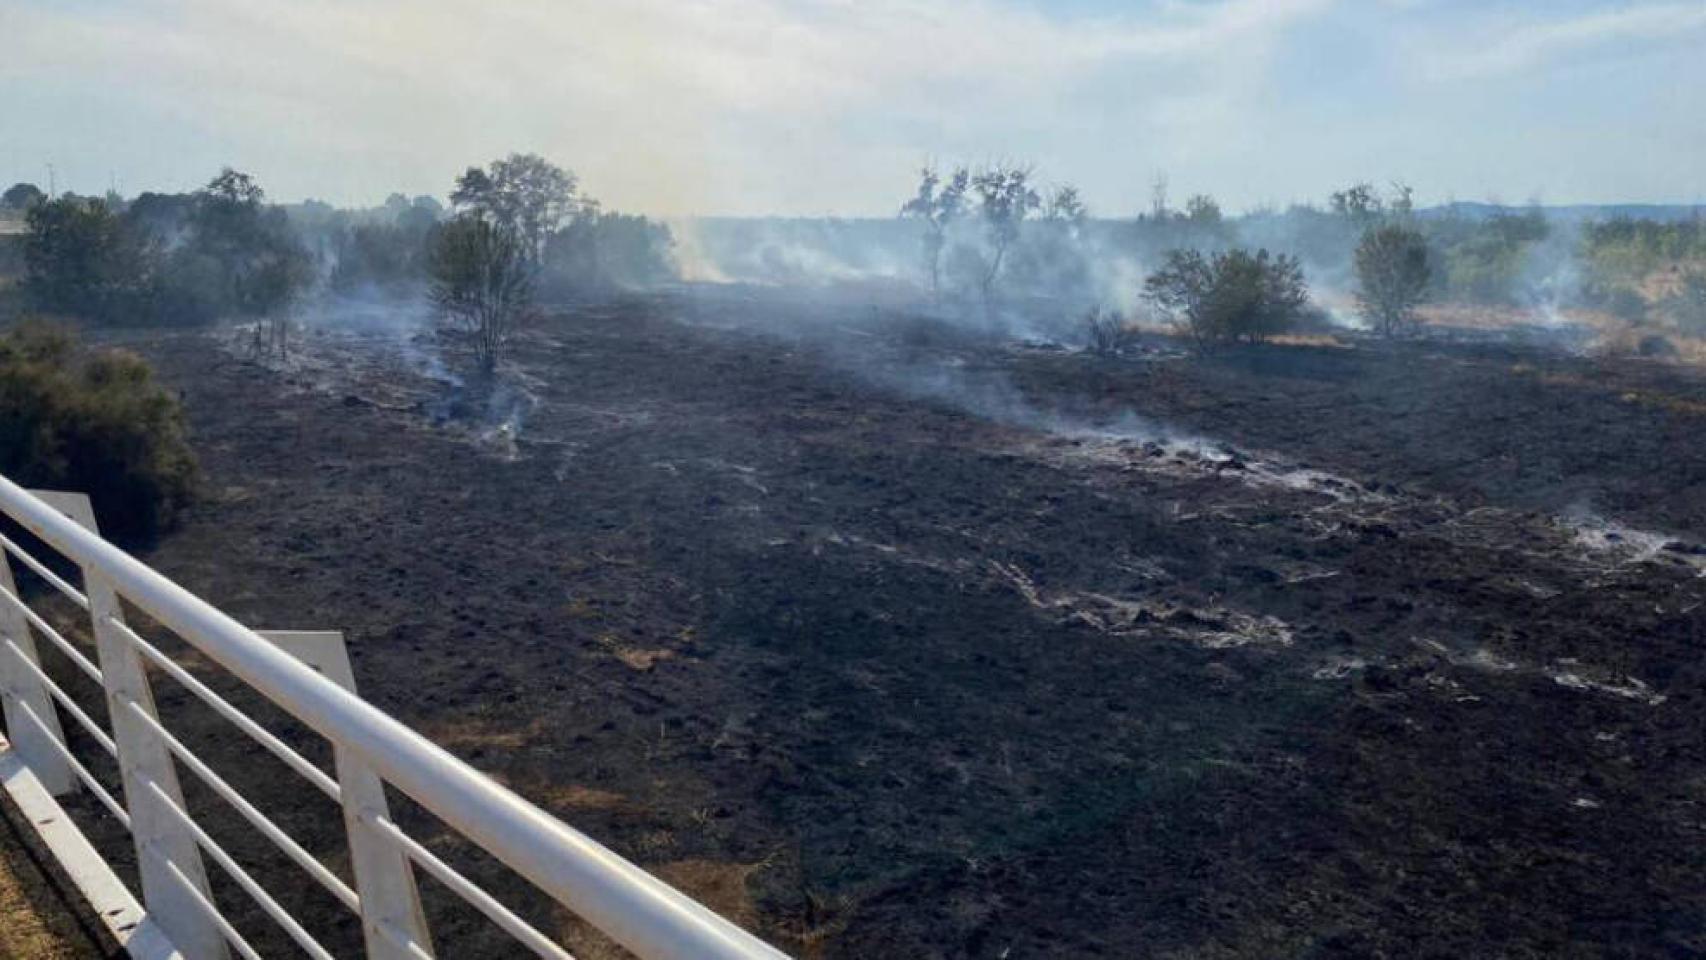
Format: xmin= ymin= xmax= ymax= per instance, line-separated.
xmin=88 ymin=290 xmax=1706 ymax=957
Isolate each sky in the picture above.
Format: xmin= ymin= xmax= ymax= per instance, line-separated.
xmin=2 ymin=0 xmax=1703 ymax=217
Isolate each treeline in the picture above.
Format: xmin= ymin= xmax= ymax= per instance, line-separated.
xmin=893 ymin=165 xmax=1706 ymax=345
xmin=891 ymin=167 xmax=1583 ymax=316
xmin=1 ymin=154 xmax=678 ymax=330
xmin=1581 ymin=218 xmax=1706 ymax=286
xmin=14 ymin=170 xmax=308 ymax=326
xmin=896 ymin=167 xmax=1433 ymax=346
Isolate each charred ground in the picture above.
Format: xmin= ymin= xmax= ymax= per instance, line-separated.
xmin=47 ymin=290 xmax=1706 ymax=957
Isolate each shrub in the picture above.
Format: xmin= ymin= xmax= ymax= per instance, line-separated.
xmin=1143 ymin=247 xmax=1309 ymax=349
xmin=0 ymin=324 xmax=196 ymax=541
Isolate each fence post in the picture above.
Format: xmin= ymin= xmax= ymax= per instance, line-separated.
xmin=262 ymin=630 xmax=434 ymax=958
xmin=0 ymin=525 xmax=75 ymax=796
xmin=42 ymin=491 xmax=229 ymax=960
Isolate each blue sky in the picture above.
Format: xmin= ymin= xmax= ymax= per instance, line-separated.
xmin=2 ymin=0 xmax=1702 ymax=216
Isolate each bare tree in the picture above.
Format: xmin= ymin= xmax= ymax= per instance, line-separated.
xmin=1354 ymin=224 xmax=1432 ymax=337
xmin=1388 ymin=181 xmax=1415 ymax=219
xmin=430 ymin=216 xmax=533 ymax=369
xmin=899 ymin=165 xmax=969 ymax=300
xmin=1150 ymin=172 xmax=1170 ymax=221
xmin=972 ymin=164 xmax=1041 ymax=314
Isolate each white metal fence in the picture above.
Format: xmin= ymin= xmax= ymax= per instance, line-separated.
xmin=0 ymin=474 xmax=790 ymax=960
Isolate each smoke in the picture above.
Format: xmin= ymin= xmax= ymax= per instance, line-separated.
xmin=676 ymin=217 xmax=915 ymax=287
xmin=299 ymin=287 xmax=460 ymax=385
xmin=1515 ymin=219 xmax=1586 ymax=328
xmin=673 ymin=214 xmax=1175 ymax=345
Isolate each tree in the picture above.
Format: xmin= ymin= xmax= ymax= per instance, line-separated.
xmin=450 ymin=154 xmax=578 ymax=263
xmin=1388 ymin=181 xmax=1415 ymax=219
xmin=1330 ymin=182 xmax=1383 ymax=223
xmin=1184 ymin=194 xmax=1222 ymax=226
xmin=181 ymin=168 xmax=312 ymax=342
xmin=3 ymin=183 xmax=45 ymax=210
xmin=971 ymin=164 xmax=1041 ymax=312
xmin=22 ymin=196 xmax=160 ymax=321
xmin=1354 ymin=224 xmax=1432 ymax=337
xmin=1044 ymin=185 xmax=1086 ymax=225
xmin=899 ymin=165 xmax=969 ymax=300
xmin=1149 ymin=172 xmax=1170 ymax=221
xmin=430 ymin=216 xmax=533 ymax=369
xmin=542 ymin=210 xmax=675 ymax=293
xmin=1143 ymin=248 xmax=1309 ymax=350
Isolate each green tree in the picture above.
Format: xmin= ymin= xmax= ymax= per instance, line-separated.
xmin=971 ymin=164 xmax=1041 ymax=312
xmin=1330 ymin=182 xmax=1383 ymax=223
xmin=1184 ymin=194 xmax=1222 ymax=226
xmin=541 ymin=210 xmax=675 ymax=292
xmin=1354 ymin=224 xmax=1433 ymax=337
xmin=899 ymin=165 xmax=969 ymax=299
xmin=181 ymin=168 xmax=312 ymax=323
xmin=22 ymin=196 xmax=159 ymax=321
xmin=450 ymin=154 xmax=579 ymax=263
xmin=430 ymin=216 xmax=533 ymax=369
xmin=1044 ymin=184 xmax=1086 ymax=225
xmin=3 ymin=183 xmax=45 ymax=210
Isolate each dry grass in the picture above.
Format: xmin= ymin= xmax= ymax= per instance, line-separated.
xmin=1415 ymin=302 xmax=1615 ymax=331
xmin=0 ymin=795 xmax=98 ymax=960
xmin=1415 ymin=299 xmax=1706 ymax=367
xmin=532 ymin=783 xmax=628 ymax=811
xmin=1589 ymin=325 xmax=1706 ymax=366
xmin=611 ymin=646 xmax=676 ymax=671
xmin=1270 ymin=332 xmax=1351 ymax=349
xmin=0 ymin=855 xmax=86 ymax=959
xmin=428 ymin=714 xmax=544 ymax=750
xmin=1507 ymin=360 xmax=1706 ymax=416
xmin=593 ymin=631 xmax=681 ymax=671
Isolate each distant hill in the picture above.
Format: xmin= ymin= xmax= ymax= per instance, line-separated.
xmin=1419 ymin=202 xmax=1706 ymax=224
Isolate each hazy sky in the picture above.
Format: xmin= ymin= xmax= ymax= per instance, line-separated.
xmin=4 ymin=0 xmax=1703 ymax=216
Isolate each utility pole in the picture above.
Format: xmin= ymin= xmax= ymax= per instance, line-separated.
xmin=46 ymin=162 xmax=56 ymax=198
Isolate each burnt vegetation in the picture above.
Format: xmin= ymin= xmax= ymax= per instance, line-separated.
xmin=3 ymin=152 xmax=1706 ymax=960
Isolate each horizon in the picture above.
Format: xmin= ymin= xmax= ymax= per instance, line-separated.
xmin=5 ymin=1 xmax=1705 ymax=217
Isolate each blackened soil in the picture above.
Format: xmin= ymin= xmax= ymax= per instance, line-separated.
xmin=66 ymin=292 xmax=1706 ymax=958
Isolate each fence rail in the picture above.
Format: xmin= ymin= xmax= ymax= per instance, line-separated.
xmin=0 ymin=474 xmax=789 ymax=960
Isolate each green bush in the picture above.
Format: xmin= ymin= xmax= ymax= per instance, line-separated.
xmin=1143 ymin=247 xmax=1309 ymax=349
xmin=0 ymin=324 xmax=196 ymax=541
